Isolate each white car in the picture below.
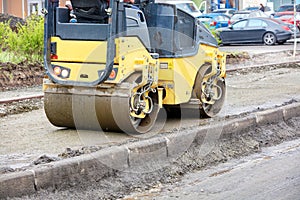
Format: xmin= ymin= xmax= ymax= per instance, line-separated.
xmin=155 ymin=0 xmax=202 ymax=18
xmin=212 ymin=8 xmax=236 ymax=17
xmin=242 ymin=6 xmax=274 ymax=17
xmin=229 ymin=10 xmax=269 ymax=24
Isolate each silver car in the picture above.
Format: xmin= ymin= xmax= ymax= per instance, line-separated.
xmin=229 ymin=10 xmax=268 ymax=24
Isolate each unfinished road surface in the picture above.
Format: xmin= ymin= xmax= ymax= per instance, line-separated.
xmin=0 ymin=49 xmax=299 ymax=199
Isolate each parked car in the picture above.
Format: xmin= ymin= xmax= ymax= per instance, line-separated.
xmin=198 ymin=13 xmax=230 ymax=30
xmin=211 ymin=8 xmax=236 ymax=17
xmin=275 ymin=4 xmax=300 ymax=13
xmin=216 ymin=17 xmax=292 ymax=45
xmin=274 ymin=11 xmax=300 ymax=28
xmin=272 ymin=4 xmax=300 ymax=16
xmin=274 ymin=11 xmax=300 ymax=37
xmin=242 ymin=6 xmax=260 ymax=11
xmin=263 ymin=6 xmax=275 ymax=17
xmin=242 ymin=6 xmax=274 ymax=17
xmin=229 ymin=10 xmax=268 ymax=24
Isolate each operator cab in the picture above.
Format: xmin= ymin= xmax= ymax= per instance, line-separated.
xmin=53 ymin=0 xmax=216 ymax=58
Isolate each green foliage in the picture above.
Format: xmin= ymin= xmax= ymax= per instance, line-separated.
xmin=0 ymin=22 xmax=10 ymax=48
xmin=193 ymin=0 xmax=202 ymax=7
xmin=210 ymin=29 xmax=222 ymax=45
xmin=0 ymin=15 xmax=44 ymax=64
xmin=203 ymin=23 xmax=222 ymax=45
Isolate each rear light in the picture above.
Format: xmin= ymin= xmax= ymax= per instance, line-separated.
xmin=109 ymin=69 xmax=116 ymax=79
xmin=108 ymin=68 xmax=118 ymax=80
xmin=210 ymin=21 xmax=217 ymax=26
xmin=282 ymin=25 xmax=291 ymax=31
xmin=61 ymin=69 xmax=69 ymax=78
xmin=51 ymin=54 xmax=58 ymax=59
xmin=228 ymin=20 xmax=231 ymax=25
xmin=52 ymin=65 xmax=70 ymax=79
xmin=98 ymin=68 xmax=118 ymax=80
xmin=53 ymin=66 xmax=61 ymax=76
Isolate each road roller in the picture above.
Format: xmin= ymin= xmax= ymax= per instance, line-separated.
xmin=43 ymin=0 xmax=226 ymax=134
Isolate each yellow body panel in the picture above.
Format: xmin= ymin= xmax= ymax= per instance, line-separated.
xmin=50 ymin=36 xmax=226 ymax=106
xmin=117 ymin=37 xmax=159 ymax=84
xmin=51 ymin=36 xmax=159 ymax=84
xmin=51 ymin=37 xmax=107 ymax=63
xmin=52 ymin=62 xmax=106 ymax=83
xmin=158 ymin=44 xmax=226 ymax=105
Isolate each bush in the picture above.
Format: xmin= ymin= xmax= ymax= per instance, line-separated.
xmin=210 ymin=29 xmax=222 ymax=45
xmin=0 ymin=22 xmax=10 ymax=48
xmin=0 ymin=15 xmax=44 ymax=63
xmin=203 ymin=23 xmax=222 ymax=45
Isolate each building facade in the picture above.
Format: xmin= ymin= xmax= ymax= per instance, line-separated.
xmin=0 ymin=0 xmax=68 ymax=19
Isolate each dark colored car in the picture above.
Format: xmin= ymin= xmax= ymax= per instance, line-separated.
xmin=242 ymin=6 xmax=259 ymax=11
xmin=229 ymin=10 xmax=268 ymax=24
xmin=216 ymin=17 xmax=292 ymax=45
xmin=198 ymin=13 xmax=230 ymax=30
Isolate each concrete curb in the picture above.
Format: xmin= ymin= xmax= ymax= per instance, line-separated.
xmin=1 ymin=103 xmax=300 ymax=199
xmin=0 ymin=171 xmax=35 ymax=198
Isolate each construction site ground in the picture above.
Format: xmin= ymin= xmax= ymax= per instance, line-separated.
xmin=0 ymin=46 xmax=300 ymax=199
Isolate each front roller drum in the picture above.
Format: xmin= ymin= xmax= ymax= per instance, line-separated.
xmin=44 ymin=89 xmax=160 ymax=134
xmin=193 ymin=63 xmax=226 ymax=117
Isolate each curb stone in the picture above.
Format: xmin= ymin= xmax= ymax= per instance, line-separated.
xmin=0 ymin=170 xmax=35 ymax=198
xmin=166 ymin=131 xmax=197 ymax=161
xmin=126 ymin=137 xmax=168 ymax=173
xmin=255 ymin=108 xmax=284 ymax=125
xmin=0 ymin=103 xmax=300 ymax=199
xmin=283 ymin=102 xmax=300 ymax=120
xmin=33 ymin=145 xmax=129 ymax=191
xmin=221 ymin=115 xmax=257 ymax=137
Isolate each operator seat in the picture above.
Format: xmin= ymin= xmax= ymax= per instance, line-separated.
xmin=70 ymin=0 xmax=108 ymax=23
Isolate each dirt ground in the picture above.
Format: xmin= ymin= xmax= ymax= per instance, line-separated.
xmin=0 ymin=13 xmax=25 ymax=32
xmin=0 ymin=62 xmax=44 ymax=91
xmin=0 ymin=14 xmax=43 ymax=91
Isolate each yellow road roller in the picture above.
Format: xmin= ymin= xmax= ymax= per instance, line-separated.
xmin=43 ymin=0 xmax=226 ymax=134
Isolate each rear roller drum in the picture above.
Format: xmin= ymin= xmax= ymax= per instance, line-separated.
xmin=44 ymin=92 xmax=76 ymax=128
xmin=44 ymin=73 xmax=160 ymax=134
xmin=110 ymin=74 xmax=160 ymax=134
